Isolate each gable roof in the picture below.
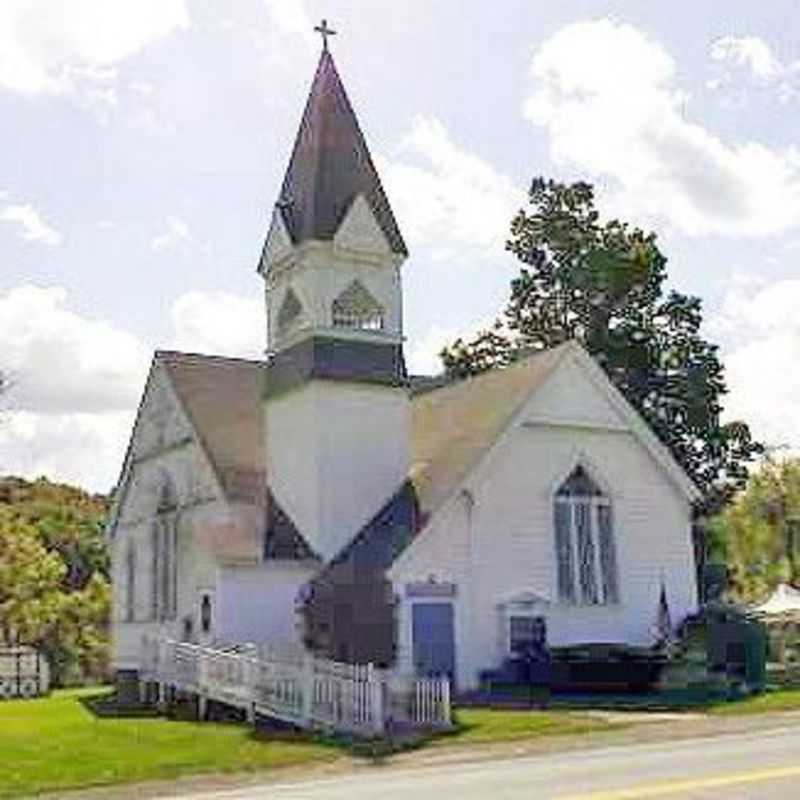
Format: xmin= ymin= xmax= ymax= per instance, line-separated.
xmin=408 ymin=340 xmax=700 ymax=522
xmin=158 ymin=351 xmax=268 ymax=503
xmin=111 ymin=339 xmax=698 ymax=556
xmin=409 ymin=344 xmax=568 ymax=517
xmin=271 ymin=49 xmax=407 ymax=257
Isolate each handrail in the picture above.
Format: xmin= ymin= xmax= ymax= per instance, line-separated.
xmin=140 ymin=636 xmax=450 ymax=735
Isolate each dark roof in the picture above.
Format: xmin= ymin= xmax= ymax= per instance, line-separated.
xmin=274 ymin=49 xmax=407 ymax=256
xmin=264 ymin=488 xmax=318 ymax=560
xmin=326 ymin=479 xmax=422 ymax=572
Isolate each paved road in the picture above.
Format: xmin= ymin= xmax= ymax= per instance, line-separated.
xmin=177 ymin=725 xmax=800 ymax=799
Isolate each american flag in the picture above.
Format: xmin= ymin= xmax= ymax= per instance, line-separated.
xmin=652 ymin=579 xmax=673 ymax=644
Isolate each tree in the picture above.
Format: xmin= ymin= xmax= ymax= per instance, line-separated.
xmin=441 ymin=179 xmax=762 ymax=515
xmin=0 ymin=477 xmax=110 ymax=683
xmin=708 ymin=454 xmax=800 ymax=601
xmin=0 ymin=510 xmax=66 ymax=646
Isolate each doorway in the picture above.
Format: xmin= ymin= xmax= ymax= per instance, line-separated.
xmin=412 ymin=602 xmax=455 ymax=683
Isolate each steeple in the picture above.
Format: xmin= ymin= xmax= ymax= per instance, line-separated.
xmin=258 ymin=34 xmax=408 ymax=360
xmin=263 ymin=48 xmax=406 ymax=267
xmin=260 ymin=29 xmax=412 ymax=563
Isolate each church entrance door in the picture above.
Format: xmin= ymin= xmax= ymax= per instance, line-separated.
xmin=412 ymin=602 xmax=455 ymax=685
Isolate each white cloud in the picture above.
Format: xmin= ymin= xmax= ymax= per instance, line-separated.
xmin=524 ymin=19 xmax=800 ymax=237
xmin=171 ymin=291 xmax=266 ymax=360
xmin=407 ymin=317 xmax=499 ymax=376
xmin=263 ymin=0 xmax=315 ymax=42
xmin=0 ymin=410 xmax=134 ymax=493
xmin=0 ymin=283 xmax=268 ymax=491
xmin=0 ymin=203 xmax=62 ymax=245
xmin=0 ymin=285 xmax=151 ymax=491
xmin=0 ymin=285 xmax=149 ymax=414
xmin=151 ymin=216 xmax=192 ymax=251
xmin=407 ymin=325 xmax=458 ymax=376
xmin=708 ymin=35 xmax=800 ymax=105
xmin=380 ymin=116 xmax=523 ymax=255
xmin=709 ymin=277 xmax=800 ymax=451
xmin=0 ymin=0 xmax=189 ymax=95
xmin=711 ymin=36 xmax=783 ymax=79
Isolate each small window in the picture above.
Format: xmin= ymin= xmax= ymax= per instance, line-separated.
xmin=509 ymin=615 xmax=547 ymax=655
xmin=510 ymin=616 xmax=535 ymax=655
xmin=200 ymin=594 xmax=212 ymax=634
xmin=331 ymin=280 xmax=384 ymax=331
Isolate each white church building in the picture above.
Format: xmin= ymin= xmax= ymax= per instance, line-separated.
xmin=108 ymin=41 xmax=699 ymax=694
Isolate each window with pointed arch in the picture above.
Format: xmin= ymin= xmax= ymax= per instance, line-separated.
xmin=331 ymin=280 xmax=384 ymax=331
xmin=277 ymin=287 xmax=304 ymax=336
xmin=151 ymin=474 xmax=178 ymax=622
xmin=124 ymin=540 xmax=136 ymax=622
xmin=553 ymin=465 xmax=619 ymax=605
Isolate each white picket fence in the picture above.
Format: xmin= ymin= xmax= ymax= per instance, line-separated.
xmin=140 ymin=637 xmax=450 ymax=736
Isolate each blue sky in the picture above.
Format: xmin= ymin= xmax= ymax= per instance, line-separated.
xmin=2 ymin=0 xmax=800 ymax=491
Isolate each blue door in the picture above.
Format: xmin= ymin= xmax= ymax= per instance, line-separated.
xmin=412 ymin=602 xmax=455 ymax=683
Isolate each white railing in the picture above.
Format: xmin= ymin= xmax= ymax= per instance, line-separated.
xmin=140 ymin=636 xmax=450 ymax=736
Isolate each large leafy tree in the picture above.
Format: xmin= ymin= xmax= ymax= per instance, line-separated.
xmin=708 ymin=454 xmax=800 ymax=601
xmin=0 ymin=510 xmax=66 ymax=646
xmin=441 ymin=179 xmax=762 ymax=515
xmin=0 ymin=476 xmax=110 ymax=683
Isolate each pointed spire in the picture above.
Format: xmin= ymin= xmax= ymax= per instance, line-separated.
xmin=275 ymin=48 xmax=407 ymax=257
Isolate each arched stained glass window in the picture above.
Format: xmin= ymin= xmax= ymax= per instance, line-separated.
xmin=553 ymin=466 xmax=619 ymax=606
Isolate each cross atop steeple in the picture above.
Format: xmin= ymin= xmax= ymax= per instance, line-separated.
xmin=314 ymin=18 xmax=336 ymax=51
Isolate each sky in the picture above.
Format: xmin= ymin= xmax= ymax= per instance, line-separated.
xmin=1 ymin=0 xmax=800 ymax=492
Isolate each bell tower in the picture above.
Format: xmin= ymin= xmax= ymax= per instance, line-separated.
xmin=258 ymin=31 xmax=411 ymax=562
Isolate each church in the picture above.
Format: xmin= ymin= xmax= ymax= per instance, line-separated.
xmin=108 ymin=35 xmax=699 ymax=694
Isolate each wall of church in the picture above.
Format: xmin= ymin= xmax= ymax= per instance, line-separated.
xmin=390 ymin=358 xmax=698 ymax=691
xmin=110 ymin=366 xmax=232 ymax=671
xmin=266 ymin=380 xmax=410 ymax=562
xmin=216 ymin=562 xmax=317 ymax=646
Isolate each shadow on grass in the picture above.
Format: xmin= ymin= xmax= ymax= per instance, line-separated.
xmin=248 ymin=714 xmax=457 ymax=763
xmin=464 ymin=684 xmax=746 ymax=713
xmin=78 ymin=688 xmax=162 ymax=719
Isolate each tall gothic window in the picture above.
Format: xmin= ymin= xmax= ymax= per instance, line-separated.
xmin=553 ymin=466 xmax=619 ymax=605
xmin=151 ymin=473 xmax=178 ymax=622
xmin=151 ymin=518 xmax=178 ymax=622
xmin=125 ymin=541 xmax=136 ymax=622
xmin=331 ymin=280 xmax=384 ymax=331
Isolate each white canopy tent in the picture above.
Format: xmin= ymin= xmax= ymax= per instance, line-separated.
xmin=752 ymin=584 xmax=800 ymax=617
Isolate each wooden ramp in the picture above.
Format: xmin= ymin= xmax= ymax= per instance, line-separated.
xmin=140 ymin=637 xmax=450 ymax=737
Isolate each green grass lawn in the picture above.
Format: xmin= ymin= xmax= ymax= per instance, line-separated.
xmin=4 ymin=686 xmax=798 ymax=797
xmin=708 ymin=687 xmax=800 ymax=715
xmin=446 ymin=707 xmax=618 ymax=744
xmin=0 ymin=688 xmax=337 ymax=798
